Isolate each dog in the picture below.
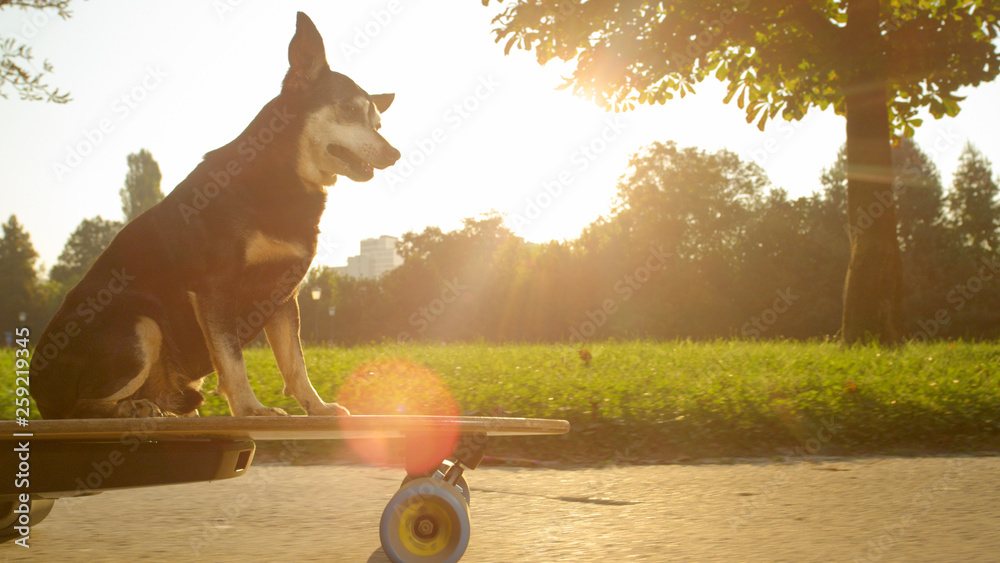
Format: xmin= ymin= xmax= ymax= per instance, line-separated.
xmin=29 ymin=12 xmax=400 ymax=418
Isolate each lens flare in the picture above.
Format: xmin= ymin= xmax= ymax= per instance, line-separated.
xmin=337 ymin=359 xmax=460 ymax=472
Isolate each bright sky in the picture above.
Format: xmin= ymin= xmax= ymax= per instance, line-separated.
xmin=2 ymin=1 xmax=998 ymax=273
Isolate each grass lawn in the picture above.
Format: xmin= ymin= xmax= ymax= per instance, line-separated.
xmin=4 ymin=340 xmax=1000 ymax=462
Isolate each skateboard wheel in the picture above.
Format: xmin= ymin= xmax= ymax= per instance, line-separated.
xmin=380 ymin=477 xmax=471 ymax=563
xmin=1 ymin=497 xmax=56 ymax=542
xmin=401 ymin=461 xmax=471 ymax=506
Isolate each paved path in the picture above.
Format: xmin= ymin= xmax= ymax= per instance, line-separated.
xmin=3 ymin=457 xmax=999 ymax=562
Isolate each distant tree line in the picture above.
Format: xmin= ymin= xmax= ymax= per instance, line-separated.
xmin=1 ymin=149 xmax=161 ymax=341
xmin=304 ymin=138 xmax=1000 ymax=345
xmin=3 ymin=140 xmax=999 ymax=346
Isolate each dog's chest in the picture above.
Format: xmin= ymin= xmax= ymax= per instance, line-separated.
xmin=238 ymin=230 xmax=313 ymax=307
xmin=243 ymin=231 xmax=312 ymax=266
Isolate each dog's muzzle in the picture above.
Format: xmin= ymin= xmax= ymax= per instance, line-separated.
xmin=326 ymin=143 xmax=400 ymax=181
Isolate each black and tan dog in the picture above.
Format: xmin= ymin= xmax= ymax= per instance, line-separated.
xmin=30 ymin=12 xmax=399 ymax=418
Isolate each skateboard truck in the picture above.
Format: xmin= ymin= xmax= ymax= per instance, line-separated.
xmin=404 ymin=431 xmax=486 ymax=476
xmin=452 ymin=431 xmax=487 ymax=470
xmin=400 ymin=430 xmax=485 ymax=508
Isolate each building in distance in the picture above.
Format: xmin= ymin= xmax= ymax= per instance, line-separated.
xmin=334 ymin=235 xmax=403 ymax=279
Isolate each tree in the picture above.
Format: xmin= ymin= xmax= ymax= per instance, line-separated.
xmin=891 ymin=138 xmax=946 ymax=257
xmin=120 ymin=149 xmax=163 ymax=223
xmin=611 ymin=141 xmax=768 ymax=262
xmin=485 ymin=0 xmax=1000 ymax=344
xmin=0 ymin=215 xmax=40 ymax=334
xmin=819 ymin=139 xmax=947 ymax=243
xmin=393 ymin=213 xmax=519 ymax=340
xmin=947 ymin=143 xmax=1000 ymax=254
xmin=0 ymin=0 xmax=76 ymax=103
xmin=49 ymin=215 xmax=122 ymax=290
xmin=567 ymin=142 xmax=772 ymax=339
xmin=821 ymin=139 xmax=961 ymax=333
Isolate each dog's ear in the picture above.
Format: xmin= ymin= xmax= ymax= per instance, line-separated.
xmin=372 ymin=93 xmax=395 ymax=113
xmin=285 ymin=12 xmax=328 ymax=91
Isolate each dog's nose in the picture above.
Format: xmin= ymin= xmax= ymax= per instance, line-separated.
xmin=372 ymin=144 xmax=401 ymax=170
xmin=386 ymin=145 xmax=401 ymax=165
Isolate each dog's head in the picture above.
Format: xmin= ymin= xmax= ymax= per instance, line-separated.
xmin=285 ymin=12 xmax=401 ymax=185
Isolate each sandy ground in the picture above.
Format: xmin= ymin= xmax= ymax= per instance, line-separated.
xmin=3 ymin=456 xmax=999 ymax=562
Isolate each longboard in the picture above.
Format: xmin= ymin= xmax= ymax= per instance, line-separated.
xmin=2 ymin=415 xmax=570 ymax=561
xmin=0 ymin=415 xmax=570 ymax=441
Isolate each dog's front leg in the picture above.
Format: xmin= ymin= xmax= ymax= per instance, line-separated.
xmin=188 ymin=291 xmax=286 ymax=417
xmin=264 ymin=298 xmax=349 ymax=416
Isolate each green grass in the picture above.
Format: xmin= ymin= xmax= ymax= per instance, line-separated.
xmin=5 ymin=341 xmax=1000 ymax=462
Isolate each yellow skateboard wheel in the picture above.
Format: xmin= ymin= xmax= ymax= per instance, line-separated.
xmin=380 ymin=477 xmax=471 ymax=563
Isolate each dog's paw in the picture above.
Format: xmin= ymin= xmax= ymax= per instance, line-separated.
xmin=114 ymin=399 xmax=171 ymax=418
xmin=307 ymin=401 xmax=350 ymax=416
xmin=235 ymin=405 xmax=289 ymax=417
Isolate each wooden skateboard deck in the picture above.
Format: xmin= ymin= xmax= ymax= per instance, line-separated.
xmin=0 ymin=415 xmax=570 ymax=442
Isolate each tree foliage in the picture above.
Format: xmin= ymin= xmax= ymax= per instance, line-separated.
xmin=610 ymin=141 xmax=769 ymax=262
xmin=485 ymin=0 xmax=1000 ymax=132
xmin=120 ymin=149 xmax=163 ymax=223
xmin=49 ymin=215 xmax=122 ymax=290
xmin=0 ymin=215 xmax=40 ymax=333
xmin=947 ymin=143 xmax=1000 ymax=253
xmin=0 ymin=0 xmax=76 ymax=103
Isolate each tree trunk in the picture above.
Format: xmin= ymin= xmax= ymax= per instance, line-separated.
xmin=840 ymin=0 xmax=904 ymax=345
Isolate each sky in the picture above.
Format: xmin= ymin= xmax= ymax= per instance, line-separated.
xmin=2 ymin=0 xmax=998 ymax=274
